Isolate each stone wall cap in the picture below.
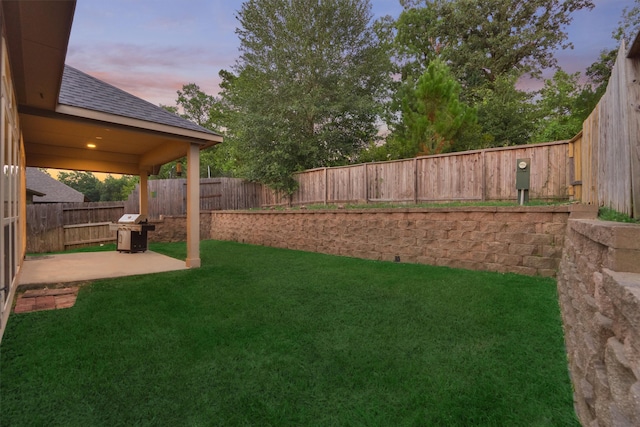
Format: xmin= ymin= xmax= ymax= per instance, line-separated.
xmin=213 ymin=205 xmax=575 ymax=215
xmin=569 ymin=219 xmax=640 ymax=249
xmin=567 ymin=204 xmax=599 ymax=219
xmin=603 ymin=269 xmax=640 ymax=289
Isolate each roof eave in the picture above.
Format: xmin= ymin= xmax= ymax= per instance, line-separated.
xmin=55 ymin=104 xmax=224 ymax=145
xmin=3 ymin=0 xmax=76 ymax=110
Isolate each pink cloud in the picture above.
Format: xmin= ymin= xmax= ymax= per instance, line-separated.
xmin=66 ymin=41 xmax=236 ymax=105
xmin=74 ymin=68 xmax=222 ymax=107
xmin=67 ymin=42 xmax=238 ymax=75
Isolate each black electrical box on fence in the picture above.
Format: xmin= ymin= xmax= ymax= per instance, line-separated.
xmin=516 ymin=158 xmax=530 ymax=205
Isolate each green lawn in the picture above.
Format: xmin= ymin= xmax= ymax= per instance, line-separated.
xmin=1 ymin=241 xmax=578 ymax=426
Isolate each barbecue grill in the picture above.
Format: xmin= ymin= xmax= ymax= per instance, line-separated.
xmin=110 ymin=214 xmax=155 ymax=253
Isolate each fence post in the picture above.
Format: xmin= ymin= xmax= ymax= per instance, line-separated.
xmin=627 ymin=52 xmax=640 ymax=218
xmin=481 ymin=150 xmax=486 ymax=202
xmin=324 ymin=167 xmax=328 ymax=205
xmin=364 ymin=163 xmax=369 ymax=204
xmin=414 ymin=158 xmax=418 ymax=204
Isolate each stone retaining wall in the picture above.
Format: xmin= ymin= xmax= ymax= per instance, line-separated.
xmin=148 ymin=213 xmax=211 ymax=243
xmin=209 ymin=205 xmax=595 ymax=277
xmin=558 ymin=219 xmax=640 ymax=426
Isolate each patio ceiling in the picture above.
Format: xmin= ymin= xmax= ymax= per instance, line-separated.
xmin=20 ymin=102 xmax=222 ymax=176
xmin=4 ymin=0 xmax=222 ymax=176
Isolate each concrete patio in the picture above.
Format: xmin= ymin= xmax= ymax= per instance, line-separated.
xmin=18 ymin=251 xmax=188 ymax=286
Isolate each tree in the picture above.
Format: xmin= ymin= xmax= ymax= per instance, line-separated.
xmin=585 ymin=48 xmax=617 ymax=96
xmin=394 ymin=0 xmax=595 ymax=87
xmin=159 ymin=104 xmax=179 ymax=115
xmin=586 ymin=2 xmax=640 ymax=99
xmin=99 ymin=174 xmax=139 ymax=201
xmin=394 ymin=59 xmax=478 ymax=157
xmin=57 ymin=171 xmax=100 ymax=201
xmin=57 ymin=171 xmax=139 ymax=201
xmin=220 ymin=0 xmax=393 ymax=193
xmin=158 ymin=84 xmax=233 ymax=179
xmin=614 ymin=0 xmax=640 ymax=45
xmin=532 ymin=70 xmax=597 ymax=142
xmin=388 ymin=0 xmax=594 ymax=152
xmin=473 ymin=73 xmax=537 ymax=147
xmin=175 ymin=83 xmax=224 ymax=131
xmin=175 ymin=84 xmax=237 ymax=178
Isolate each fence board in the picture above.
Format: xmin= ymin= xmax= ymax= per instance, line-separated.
xmin=61 ymin=202 xmax=124 ymax=224
xmin=578 ymin=41 xmax=639 ymax=217
xmin=125 ymin=177 xmax=263 ymax=218
xmin=293 ymin=169 xmax=326 ymax=205
xmin=26 ymin=203 xmax=64 ymax=253
xmin=26 ymin=202 xmax=124 ymax=253
xmin=367 ymin=160 xmax=416 ymax=203
xmin=327 ymin=165 xmax=366 ymax=204
xmin=417 ymin=152 xmax=483 ymax=201
xmin=279 ymin=142 xmax=568 ymax=207
xmin=64 ymin=222 xmax=115 ymax=249
xmin=627 ymin=54 xmax=640 ymax=217
xmin=483 ymin=143 xmax=568 ymax=201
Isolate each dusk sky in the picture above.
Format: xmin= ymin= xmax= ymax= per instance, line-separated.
xmin=66 ymin=0 xmax=635 ymax=107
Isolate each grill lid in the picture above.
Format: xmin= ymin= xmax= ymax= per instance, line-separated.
xmin=117 ymin=214 xmax=147 ymax=224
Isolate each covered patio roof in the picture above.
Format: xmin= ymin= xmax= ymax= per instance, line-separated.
xmin=6 ymin=0 xmax=222 ymax=176
xmin=3 ymin=0 xmax=218 ymax=269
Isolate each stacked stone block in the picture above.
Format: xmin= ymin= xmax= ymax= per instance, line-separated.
xmin=558 ymin=219 xmax=640 ymax=426
xmin=209 ymin=205 xmax=593 ymax=277
xmin=148 ymin=213 xmax=211 ymax=243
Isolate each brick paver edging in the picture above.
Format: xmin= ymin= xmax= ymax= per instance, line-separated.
xmin=14 ymin=287 xmax=79 ymax=313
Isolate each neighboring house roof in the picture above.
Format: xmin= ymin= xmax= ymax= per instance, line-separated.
xmin=26 ymin=188 xmax=46 ymax=197
xmin=25 ymin=167 xmax=86 ymax=203
xmin=59 ymin=65 xmax=219 ymax=136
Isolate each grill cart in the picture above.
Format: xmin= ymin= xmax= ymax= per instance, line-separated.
xmin=110 ymin=214 xmax=155 ymax=253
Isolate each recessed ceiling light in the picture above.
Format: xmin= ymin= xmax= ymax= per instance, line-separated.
xmin=87 ymin=143 xmax=97 ymax=149
xmin=95 ymin=136 xmax=103 ymax=140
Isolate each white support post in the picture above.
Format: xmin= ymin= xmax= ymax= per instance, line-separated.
xmin=186 ymin=143 xmax=201 ymax=268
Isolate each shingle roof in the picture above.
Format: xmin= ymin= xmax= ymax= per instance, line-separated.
xmin=58 ymin=65 xmax=219 ymax=136
xmin=25 ymin=167 xmax=86 ymax=203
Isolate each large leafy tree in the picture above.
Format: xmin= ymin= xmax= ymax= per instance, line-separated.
xmin=158 ymin=84 xmax=232 ymax=179
xmin=531 ymin=70 xmax=590 ymax=142
xmin=473 ymin=74 xmax=536 ymax=146
xmin=57 ymin=171 xmax=139 ymax=201
xmin=100 ymin=174 xmax=139 ymax=201
xmin=220 ymin=0 xmax=393 ymax=193
xmin=57 ymin=171 xmax=101 ymax=202
xmin=175 ymin=83 xmax=224 ymax=131
xmin=395 ymin=0 xmax=595 ymax=87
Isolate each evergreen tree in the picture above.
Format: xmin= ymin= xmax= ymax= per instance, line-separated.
xmin=403 ymin=60 xmax=478 ymax=155
xmin=371 ymin=60 xmax=479 ymax=160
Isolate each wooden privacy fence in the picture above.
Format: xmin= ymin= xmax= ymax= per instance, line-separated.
xmin=26 ymin=202 xmax=124 ymax=253
xmin=125 ymin=177 xmax=262 ymax=220
xmin=262 ymin=141 xmax=570 ymax=207
xmin=569 ymin=40 xmax=640 ymax=218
